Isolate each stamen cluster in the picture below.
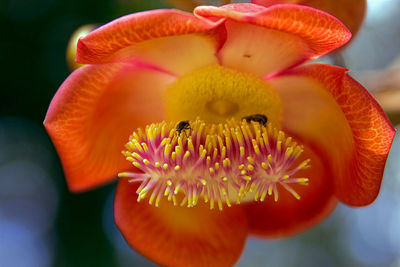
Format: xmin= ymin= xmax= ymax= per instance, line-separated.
xmin=119 ymin=119 xmax=310 ymax=210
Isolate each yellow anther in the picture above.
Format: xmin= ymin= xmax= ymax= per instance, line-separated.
xmin=175 ymin=145 xmax=182 ymax=156
xmin=240 ymin=170 xmax=247 ymax=175
xmin=247 ymin=156 xmax=254 ymax=164
xmin=143 ymin=159 xmax=150 ymax=165
xmin=260 ymin=191 xmax=267 ymax=201
xmin=163 ymin=163 xmax=169 ymax=169
xmin=247 ymin=164 xmax=254 ymax=171
xmin=201 ymin=179 xmax=207 ymax=186
xmin=249 ymin=183 xmax=256 ymax=192
xmin=164 ymin=144 xmax=171 ymax=156
xmin=184 ymin=150 xmax=190 ymax=159
xmin=149 ymin=194 xmax=156 ymax=205
xmin=293 ymin=192 xmax=301 ymax=200
xmin=244 ymin=176 xmax=252 ymax=181
xmin=135 ymin=142 xmax=143 ymax=152
xmin=215 ymin=162 xmax=220 ymax=169
xmin=252 ymin=139 xmax=260 ymax=154
xmin=174 ymin=165 xmax=180 ymax=171
xmin=298 ymin=178 xmax=309 ymax=183
xmin=282 ymin=175 xmax=289 ymax=180
xmin=155 ymin=196 xmax=161 ymax=207
xmin=223 ymin=158 xmax=231 ymax=167
xmin=262 ymin=133 xmax=269 ymax=145
xmin=174 ymin=184 xmax=181 ymax=194
xmin=239 ymin=164 xmax=245 ymax=170
xmin=141 ymin=142 xmax=148 ymax=152
xmin=161 ymin=138 xmax=170 ymax=146
xmin=299 ymin=159 xmax=311 ymax=169
xmin=171 ymin=151 xmax=176 ymax=160
xmin=267 ymin=154 xmax=273 ymax=163
xmin=132 ymin=152 xmax=142 ymax=160
xmin=126 ymin=157 xmax=134 ymax=162
xmin=167 ymin=180 xmax=172 ymax=186
xmin=221 ymin=146 xmax=226 ymax=158
xmin=209 ymin=167 xmax=215 ymax=174
xmin=240 ymin=146 xmax=245 ymax=156
xmin=294 ymin=146 xmax=303 ymax=158
xmin=285 ymin=147 xmax=293 ymax=157
xmin=277 ymin=140 xmax=282 ymax=151
xmin=126 ymin=142 xmax=135 ymax=150
xmin=210 ymin=200 xmax=215 ymax=210
xmin=164 ymin=186 xmax=170 ymax=196
xmin=133 ymin=162 xmax=140 ymax=168
xmin=222 ymin=177 xmax=228 ymax=182
xmin=261 ymin=162 xmax=268 ymax=169
xmin=155 ymin=162 xmax=161 ymax=168
xmin=268 ymin=185 xmax=273 ymax=195
xmin=225 ymin=197 xmax=231 ymax=207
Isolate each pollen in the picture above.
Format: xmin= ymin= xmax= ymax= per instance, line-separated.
xmin=119 ymin=118 xmax=310 ymax=210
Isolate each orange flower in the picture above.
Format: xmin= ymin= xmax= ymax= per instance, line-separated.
xmin=44 ymin=3 xmax=394 ymax=267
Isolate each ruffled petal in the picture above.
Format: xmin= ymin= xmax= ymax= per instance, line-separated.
xmin=195 ymin=4 xmax=351 ymax=77
xmin=76 ymin=9 xmax=223 ymax=67
xmin=244 ymin=145 xmax=337 ymax=238
xmin=252 ymin=0 xmax=367 ymax=37
xmin=114 ymin=179 xmax=248 ymax=267
xmin=270 ymin=63 xmax=395 ymax=206
xmin=44 ymin=63 xmax=175 ymax=192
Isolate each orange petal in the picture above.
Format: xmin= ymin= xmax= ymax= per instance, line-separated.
xmin=76 ymin=9 xmax=223 ymax=66
xmin=270 ymin=63 xmax=395 ymax=206
xmin=103 ymin=34 xmax=220 ymax=76
xmin=44 ymin=63 xmax=175 ymax=192
xmin=252 ymin=0 xmax=367 ymax=38
xmin=195 ymin=4 xmax=351 ymax=77
xmin=114 ymin=179 xmax=248 ymax=267
xmin=244 ymin=145 xmax=337 ymax=238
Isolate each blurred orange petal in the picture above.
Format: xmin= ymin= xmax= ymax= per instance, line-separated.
xmin=115 ymin=179 xmax=248 ymax=267
xmin=44 ymin=63 xmax=175 ymax=192
xmin=270 ymin=63 xmax=395 ymax=206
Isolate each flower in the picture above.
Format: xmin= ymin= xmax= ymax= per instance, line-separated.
xmin=251 ymin=0 xmax=367 ymax=38
xmin=44 ymin=3 xmax=395 ymax=267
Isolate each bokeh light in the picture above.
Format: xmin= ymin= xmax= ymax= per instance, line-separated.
xmin=0 ymin=117 xmax=60 ymax=267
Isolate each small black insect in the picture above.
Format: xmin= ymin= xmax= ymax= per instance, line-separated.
xmin=242 ymin=114 xmax=268 ymax=126
xmin=176 ymin=120 xmax=191 ymax=135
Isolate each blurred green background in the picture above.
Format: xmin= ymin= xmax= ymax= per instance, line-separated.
xmin=1 ymin=0 xmax=400 ymax=266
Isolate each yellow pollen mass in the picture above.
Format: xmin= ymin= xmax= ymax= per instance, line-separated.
xmin=165 ymin=65 xmax=283 ymax=125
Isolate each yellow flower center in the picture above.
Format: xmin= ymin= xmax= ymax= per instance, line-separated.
xmin=119 ymin=65 xmax=311 ymax=210
xmin=165 ymin=64 xmax=283 ymax=126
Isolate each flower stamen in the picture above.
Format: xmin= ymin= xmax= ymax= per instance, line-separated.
xmin=119 ymin=118 xmax=310 ymax=210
